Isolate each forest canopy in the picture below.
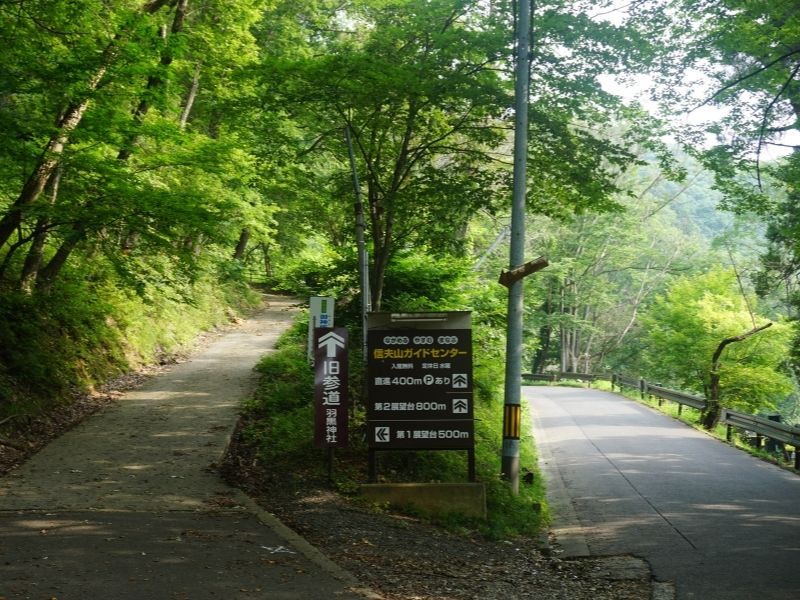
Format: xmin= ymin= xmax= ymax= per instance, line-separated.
xmin=0 ymin=0 xmax=798 ymax=429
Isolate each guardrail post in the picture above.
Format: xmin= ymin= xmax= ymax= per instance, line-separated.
xmin=639 ymin=378 xmax=646 ymax=400
xmin=726 ymin=423 xmax=732 ymax=442
xmin=795 ymin=446 xmax=799 ymax=471
xmin=765 ymin=414 xmax=781 ymax=453
xmin=611 ymin=374 xmax=616 ymax=391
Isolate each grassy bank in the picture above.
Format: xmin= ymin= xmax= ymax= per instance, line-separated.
xmin=0 ymin=276 xmax=260 ymax=422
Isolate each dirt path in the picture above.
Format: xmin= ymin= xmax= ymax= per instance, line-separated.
xmin=0 ymin=296 xmax=371 ymax=599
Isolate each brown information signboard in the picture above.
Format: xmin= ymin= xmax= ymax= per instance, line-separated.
xmin=366 ymin=312 xmax=473 ymax=454
xmin=314 ymin=327 xmax=348 ymax=448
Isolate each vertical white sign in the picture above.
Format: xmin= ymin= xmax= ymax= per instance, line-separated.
xmin=307 ymin=296 xmax=335 ymax=362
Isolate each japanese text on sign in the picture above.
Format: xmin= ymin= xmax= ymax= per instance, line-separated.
xmin=366 ymin=315 xmax=473 ymax=448
xmin=314 ymin=328 xmax=348 ymax=448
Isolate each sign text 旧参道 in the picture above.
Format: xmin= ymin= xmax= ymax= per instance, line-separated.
xmin=367 ymin=312 xmax=473 ymax=450
xmin=314 ymin=327 xmax=348 ymax=448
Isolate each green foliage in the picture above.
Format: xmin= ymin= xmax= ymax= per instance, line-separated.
xmin=0 ymin=258 xmax=259 ymax=419
xmin=254 ymin=0 xmax=666 ymax=309
xmin=265 ymin=239 xmax=354 ymax=298
xmin=381 ymin=253 xmax=471 ymax=312
xmin=515 ymin=149 xmax=711 ymax=376
xmin=640 ymin=267 xmax=793 ymax=413
xmin=633 ymin=1 xmax=800 ymax=365
xmin=0 ymin=286 xmax=123 ymax=409
xmin=242 ymin=321 xmax=319 ymax=464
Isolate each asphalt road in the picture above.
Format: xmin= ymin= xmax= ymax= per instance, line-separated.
xmin=527 ymin=386 xmax=800 ymax=600
xmin=0 ymin=296 xmax=369 ymax=600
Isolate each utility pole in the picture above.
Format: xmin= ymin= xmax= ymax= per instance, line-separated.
xmin=344 ymin=125 xmax=371 ymax=358
xmin=501 ymin=0 xmax=531 ymax=494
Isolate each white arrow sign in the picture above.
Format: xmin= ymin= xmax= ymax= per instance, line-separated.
xmin=375 ymin=427 xmax=390 ymax=443
xmin=318 ymin=331 xmax=345 ymax=358
xmin=453 ymin=399 xmax=469 ymax=414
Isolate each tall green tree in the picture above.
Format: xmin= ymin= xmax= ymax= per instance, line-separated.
xmin=634 ymin=1 xmax=800 ymax=356
xmin=640 ymin=268 xmax=793 ymax=427
xmin=517 ymin=152 xmax=708 ymax=375
xmin=257 ymin=0 xmax=676 ymax=309
xmin=0 ymin=0 xmax=276 ymax=293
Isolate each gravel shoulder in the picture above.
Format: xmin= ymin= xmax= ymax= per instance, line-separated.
xmin=222 ymin=423 xmax=656 ymax=600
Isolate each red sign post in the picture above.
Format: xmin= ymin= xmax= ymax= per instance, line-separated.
xmin=314 ymin=327 xmax=348 ymax=448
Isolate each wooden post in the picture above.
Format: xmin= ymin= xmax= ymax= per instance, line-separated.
xmin=468 ymin=448 xmax=476 ymax=483
xmin=368 ymin=448 xmax=377 ymax=483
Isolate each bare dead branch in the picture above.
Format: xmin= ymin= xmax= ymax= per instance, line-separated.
xmin=711 ymin=322 xmax=773 ymax=368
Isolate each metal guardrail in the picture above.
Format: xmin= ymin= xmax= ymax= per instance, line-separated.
xmin=559 ymin=372 xmax=599 ymax=383
xmin=522 ymin=372 xmax=605 ymax=386
xmin=645 ymin=383 xmax=707 ymax=412
xmin=723 ymin=409 xmax=800 ymax=470
xmin=521 ymin=373 xmax=557 ymax=383
xmin=611 ymin=374 xmax=643 ymax=397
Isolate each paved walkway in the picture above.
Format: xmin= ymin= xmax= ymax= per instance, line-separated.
xmin=0 ymin=296 xmax=370 ymax=599
xmin=528 ymin=386 xmax=800 ymax=600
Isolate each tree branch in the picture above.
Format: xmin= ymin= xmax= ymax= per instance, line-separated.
xmin=711 ymin=322 xmax=773 ymax=368
xmin=696 ymin=49 xmax=800 ymax=110
xmin=755 ymin=60 xmax=800 ymax=189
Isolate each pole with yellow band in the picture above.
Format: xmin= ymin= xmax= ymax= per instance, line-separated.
xmin=503 ymin=404 xmax=522 ymax=439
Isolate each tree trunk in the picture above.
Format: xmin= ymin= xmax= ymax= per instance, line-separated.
xmin=35 ymin=224 xmax=86 ymax=293
xmin=20 ymin=166 xmax=63 ymax=291
xmin=702 ymin=322 xmax=773 ymax=429
xmin=532 ymin=294 xmax=553 ymax=373
xmin=371 ymin=238 xmax=391 ymax=311
xmin=0 ymin=61 xmax=108 ymax=249
xmin=118 ymin=0 xmax=189 ymax=161
xmin=180 ymin=63 xmax=201 ymax=129
xmin=0 ymin=0 xmax=174 ymax=250
xmin=368 ymin=182 xmax=394 ymax=311
xmin=261 ymin=243 xmax=272 ymax=278
xmin=233 ymin=228 xmax=250 ymax=261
